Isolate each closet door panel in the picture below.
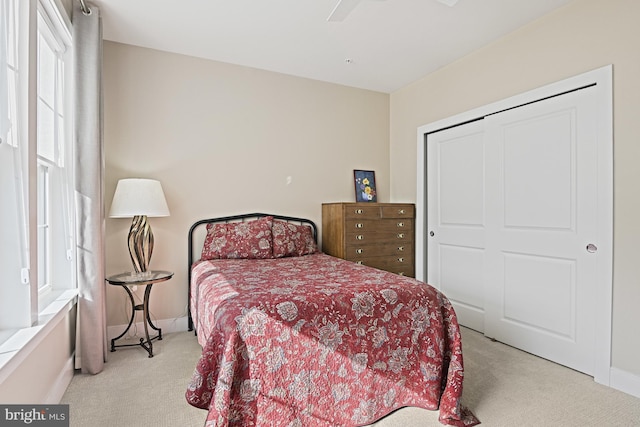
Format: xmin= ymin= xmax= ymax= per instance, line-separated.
xmin=427 ymin=120 xmax=486 ymax=332
xmin=483 ymin=86 xmax=598 ymax=375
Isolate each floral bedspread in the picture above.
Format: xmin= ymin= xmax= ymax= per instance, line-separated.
xmin=186 ymin=253 xmax=478 ymax=427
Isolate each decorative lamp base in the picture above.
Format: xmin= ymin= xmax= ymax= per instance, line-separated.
xmin=128 ymin=215 xmax=154 ymax=274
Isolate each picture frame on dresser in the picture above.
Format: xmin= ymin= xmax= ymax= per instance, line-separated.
xmin=353 ymin=170 xmax=377 ymax=202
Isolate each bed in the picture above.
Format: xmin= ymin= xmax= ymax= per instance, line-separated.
xmin=185 ymin=213 xmax=478 ymax=427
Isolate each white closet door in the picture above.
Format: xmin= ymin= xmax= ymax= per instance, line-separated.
xmin=427 ymin=120 xmax=486 ymax=332
xmin=426 ymin=85 xmax=599 ymax=375
xmin=484 ymin=86 xmax=598 ymax=375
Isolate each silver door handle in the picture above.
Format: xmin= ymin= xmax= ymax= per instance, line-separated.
xmin=429 ymin=231 xmax=435 ymax=237
xmin=586 ymin=243 xmax=598 ymax=253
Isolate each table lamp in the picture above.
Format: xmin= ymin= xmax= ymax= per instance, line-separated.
xmin=109 ymin=178 xmax=170 ymax=276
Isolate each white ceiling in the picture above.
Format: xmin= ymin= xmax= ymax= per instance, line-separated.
xmin=90 ymin=0 xmax=573 ymax=93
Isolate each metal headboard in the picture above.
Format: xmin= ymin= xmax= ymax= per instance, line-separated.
xmin=187 ymin=213 xmax=318 ymax=332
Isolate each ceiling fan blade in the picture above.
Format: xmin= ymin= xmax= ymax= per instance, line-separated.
xmin=437 ymin=0 xmax=459 ymax=6
xmin=327 ymin=0 xmax=362 ymax=22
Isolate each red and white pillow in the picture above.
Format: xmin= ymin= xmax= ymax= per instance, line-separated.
xmin=200 ymin=217 xmax=317 ymax=260
xmin=272 ymin=220 xmax=318 ymax=258
xmin=201 ymin=216 xmax=274 ymax=260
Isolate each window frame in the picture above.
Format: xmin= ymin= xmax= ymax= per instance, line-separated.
xmin=0 ymin=0 xmax=75 ymax=337
xmin=36 ymin=1 xmax=71 ymax=304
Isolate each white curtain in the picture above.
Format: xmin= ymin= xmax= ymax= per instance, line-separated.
xmin=0 ymin=0 xmax=10 ymax=143
xmin=73 ymin=0 xmax=106 ymax=374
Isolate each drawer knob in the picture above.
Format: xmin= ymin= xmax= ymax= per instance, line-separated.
xmin=397 ymin=233 xmax=405 ymax=239
xmin=397 ymin=246 xmax=404 ymax=252
xmin=398 ymin=272 xmax=406 ymax=276
xmin=397 ymin=222 xmax=404 ymax=227
xmin=355 ymin=223 xmax=363 ymax=228
xmin=356 ymin=235 xmax=364 ymax=240
xmin=398 ymin=257 xmax=404 ymax=263
xmin=399 ymin=209 xmax=405 ymax=214
xmin=356 ymin=248 xmax=363 ymax=254
xmin=355 ymin=209 xmax=364 ymax=214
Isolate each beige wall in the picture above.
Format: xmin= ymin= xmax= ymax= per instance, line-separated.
xmin=103 ymin=42 xmax=390 ymax=328
xmin=103 ymin=0 xmax=640 ymax=381
xmin=390 ymin=0 xmax=640 ymax=375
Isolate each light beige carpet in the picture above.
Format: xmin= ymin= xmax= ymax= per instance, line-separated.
xmin=61 ymin=327 xmax=640 ymax=426
xmin=61 ymin=332 xmax=206 ymax=427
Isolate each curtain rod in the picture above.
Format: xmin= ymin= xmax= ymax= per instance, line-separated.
xmin=79 ymin=0 xmax=91 ymax=14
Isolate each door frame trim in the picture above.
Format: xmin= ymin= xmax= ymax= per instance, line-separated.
xmin=416 ymin=65 xmax=613 ymax=385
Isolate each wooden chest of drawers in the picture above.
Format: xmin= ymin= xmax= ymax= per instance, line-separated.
xmin=322 ymin=202 xmax=415 ymax=277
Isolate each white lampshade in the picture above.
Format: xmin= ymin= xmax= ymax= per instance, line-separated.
xmin=109 ymin=178 xmax=170 ymax=218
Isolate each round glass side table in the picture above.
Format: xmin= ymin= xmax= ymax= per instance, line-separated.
xmin=106 ymin=270 xmax=173 ymax=358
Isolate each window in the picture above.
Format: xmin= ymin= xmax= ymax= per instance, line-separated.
xmin=37 ymin=5 xmax=71 ymax=300
xmin=36 ymin=0 xmax=74 ymax=309
xmin=0 ymin=0 xmax=30 ymax=332
xmin=37 ymin=163 xmax=51 ymax=291
xmin=2 ymin=0 xmax=18 ymax=148
xmin=0 ymin=0 xmax=75 ymax=337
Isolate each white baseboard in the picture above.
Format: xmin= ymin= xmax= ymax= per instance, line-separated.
xmin=107 ymin=315 xmax=189 ymax=341
xmin=610 ymin=367 xmax=640 ymax=399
